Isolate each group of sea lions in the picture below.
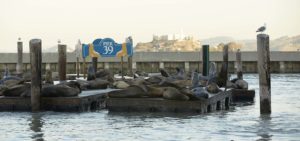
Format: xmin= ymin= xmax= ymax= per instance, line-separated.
xmin=0 ymin=66 xmax=113 ymax=97
xmin=107 ymin=62 xmax=249 ymax=101
xmin=0 ymin=62 xmax=249 ymax=99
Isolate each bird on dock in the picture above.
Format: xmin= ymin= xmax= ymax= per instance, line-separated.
xmin=256 ymin=23 xmax=266 ymax=33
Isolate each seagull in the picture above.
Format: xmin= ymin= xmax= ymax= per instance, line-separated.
xmin=256 ymin=23 xmax=266 ymax=33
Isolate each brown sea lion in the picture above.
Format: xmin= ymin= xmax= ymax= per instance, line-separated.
xmin=3 ymin=83 xmax=31 ymax=97
xmin=162 ymin=87 xmax=189 ymax=101
xmin=146 ymin=85 xmax=164 ymax=97
xmin=113 ymin=80 xmax=130 ymax=89
xmin=206 ymin=83 xmax=221 ymax=93
xmin=87 ymin=79 xmax=110 ymax=89
xmin=1 ymin=78 xmax=24 ymax=87
xmin=95 ymin=69 xmax=114 ymax=82
xmin=146 ymin=75 xmax=165 ymax=84
xmin=42 ymin=81 xmax=81 ymax=97
xmin=107 ymin=85 xmax=147 ymax=98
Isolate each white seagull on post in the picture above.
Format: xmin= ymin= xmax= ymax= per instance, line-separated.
xmin=256 ymin=23 xmax=266 ymax=33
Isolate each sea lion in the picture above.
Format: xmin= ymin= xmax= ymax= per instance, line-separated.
xmin=107 ymin=85 xmax=147 ymax=98
xmin=162 ymin=87 xmax=189 ymax=101
xmin=134 ymin=70 xmax=148 ymax=77
xmin=42 ymin=81 xmax=81 ymax=97
xmin=171 ymin=79 xmax=191 ymax=89
xmin=158 ymin=79 xmax=181 ymax=89
xmin=95 ymin=69 xmax=114 ymax=83
xmin=113 ymin=80 xmax=130 ymax=89
xmin=3 ymin=83 xmax=31 ymax=97
xmin=206 ymin=83 xmax=221 ymax=93
xmin=235 ymin=79 xmax=248 ymax=89
xmin=75 ymin=79 xmax=90 ymax=90
xmin=179 ymin=87 xmax=200 ymax=100
xmin=87 ymin=79 xmax=110 ymax=89
xmin=159 ymin=68 xmax=170 ymax=77
xmin=191 ymin=87 xmax=209 ymax=99
xmin=0 ymin=77 xmax=24 ymax=87
xmin=146 ymin=85 xmax=164 ymax=97
xmin=146 ymin=75 xmax=165 ymax=84
xmin=173 ymin=67 xmax=186 ymax=80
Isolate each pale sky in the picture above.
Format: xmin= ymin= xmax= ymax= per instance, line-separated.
xmin=1 ymin=0 xmax=300 ymax=52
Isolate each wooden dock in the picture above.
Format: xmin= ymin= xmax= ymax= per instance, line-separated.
xmin=106 ymin=91 xmax=231 ymax=113
xmin=231 ymin=89 xmax=255 ymax=102
xmin=0 ymin=89 xmax=113 ymax=112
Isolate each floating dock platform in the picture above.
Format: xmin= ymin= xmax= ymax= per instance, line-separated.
xmin=0 ymin=90 xmax=112 ymax=112
xmin=106 ymin=91 xmax=231 ymax=113
xmin=231 ymin=89 xmax=255 ymax=102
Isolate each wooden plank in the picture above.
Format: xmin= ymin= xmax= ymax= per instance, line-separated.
xmin=231 ymin=89 xmax=255 ymax=102
xmin=0 ymin=90 xmax=109 ymax=112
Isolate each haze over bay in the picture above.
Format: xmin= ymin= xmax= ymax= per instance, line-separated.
xmin=1 ymin=0 xmax=300 ymax=52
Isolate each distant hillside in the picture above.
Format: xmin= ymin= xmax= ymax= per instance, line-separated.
xmin=135 ymin=39 xmax=201 ymax=52
xmin=135 ymin=35 xmax=300 ymax=52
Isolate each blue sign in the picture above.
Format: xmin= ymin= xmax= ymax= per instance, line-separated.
xmin=82 ymin=38 xmax=133 ymax=58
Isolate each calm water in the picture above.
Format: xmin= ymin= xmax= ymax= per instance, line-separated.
xmin=1 ymin=74 xmax=300 ymax=141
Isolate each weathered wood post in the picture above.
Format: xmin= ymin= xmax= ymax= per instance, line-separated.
xmin=236 ymin=49 xmax=243 ymax=79
xmin=17 ymin=38 xmax=23 ymax=75
xmin=127 ymin=36 xmax=133 ymax=77
xmin=75 ymin=40 xmax=82 ymax=78
xmin=58 ymin=43 xmax=67 ymax=81
xmin=83 ymin=58 xmax=86 ymax=79
xmin=217 ymin=44 xmax=229 ymax=87
xmin=257 ymin=34 xmax=271 ymax=114
xmin=121 ymin=56 xmax=124 ymax=79
xmin=92 ymin=57 xmax=98 ymax=73
xmin=76 ymin=57 xmax=80 ymax=77
xmin=202 ymin=45 xmax=209 ymax=76
xmin=128 ymin=56 xmax=133 ymax=76
xmin=30 ymin=39 xmax=42 ymax=112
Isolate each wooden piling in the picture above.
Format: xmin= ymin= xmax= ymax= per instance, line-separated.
xmin=92 ymin=57 xmax=98 ymax=73
xmin=257 ymin=34 xmax=271 ymax=114
xmin=83 ymin=58 xmax=86 ymax=79
xmin=236 ymin=49 xmax=243 ymax=79
xmin=76 ymin=57 xmax=80 ymax=78
xmin=128 ymin=56 xmax=133 ymax=77
xmin=17 ymin=39 xmax=23 ymax=74
xmin=217 ymin=45 xmax=229 ymax=87
xmin=75 ymin=40 xmax=81 ymax=78
xmin=202 ymin=45 xmax=209 ymax=76
xmin=30 ymin=39 xmax=42 ymax=112
xmin=127 ymin=37 xmax=133 ymax=77
xmin=58 ymin=44 xmax=66 ymax=81
xmin=121 ymin=56 xmax=124 ymax=79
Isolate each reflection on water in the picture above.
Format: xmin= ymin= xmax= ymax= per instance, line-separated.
xmin=29 ymin=113 xmax=44 ymax=141
xmin=257 ymin=115 xmax=272 ymax=141
xmin=0 ymin=74 xmax=300 ymax=141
